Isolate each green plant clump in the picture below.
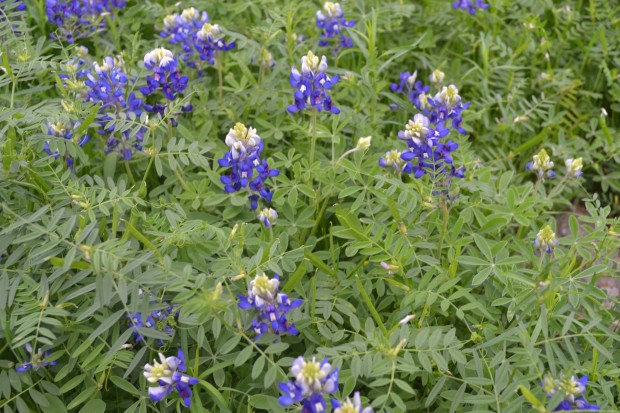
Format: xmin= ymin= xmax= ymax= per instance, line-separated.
xmin=1 ymin=0 xmax=619 ymax=412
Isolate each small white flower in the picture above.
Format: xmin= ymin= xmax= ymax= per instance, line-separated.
xmin=180 ymin=7 xmax=198 ymax=22
xmin=258 ymin=208 xmax=278 ymax=228
xmin=429 ymin=69 xmax=445 ymax=85
xmin=435 ymin=85 xmax=461 ymax=109
xmin=198 ymin=23 xmax=220 ymax=40
xmin=301 ymin=51 xmax=325 ymax=74
xmin=404 ymin=114 xmax=430 ymax=145
xmin=225 ymin=122 xmax=261 ymax=159
xmin=144 ymin=48 xmax=174 ymax=69
xmin=163 ymin=14 xmax=178 ymax=29
xmin=406 ymin=70 xmax=418 ymax=87
xmin=565 ymin=157 xmax=583 ymax=178
xmin=356 ymin=136 xmax=372 ymax=150
xmin=399 ymin=314 xmax=416 ymax=325
xmin=322 ymin=2 xmax=343 ymax=18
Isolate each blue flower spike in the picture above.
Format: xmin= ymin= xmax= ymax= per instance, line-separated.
xmin=526 ymin=149 xmax=556 ymax=181
xmin=316 ymin=2 xmax=355 ymax=52
xmin=279 ymin=356 xmax=339 ymax=413
xmin=288 ymin=51 xmax=340 ymax=115
xmin=237 ymin=273 xmax=302 ymax=338
xmin=218 ymin=123 xmax=279 ymax=210
xmin=143 ymin=349 xmax=198 ymax=407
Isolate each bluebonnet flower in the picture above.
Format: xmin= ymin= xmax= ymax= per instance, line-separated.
xmin=237 ymin=273 xmax=301 ymax=338
xmin=141 ymin=48 xmax=188 ymax=101
xmin=332 ymin=392 xmax=374 ymax=413
xmin=541 ymin=375 xmax=600 ymax=411
xmin=258 ymin=208 xmax=278 ymax=227
xmin=429 ymin=69 xmax=445 ymax=87
xmin=16 ymin=343 xmax=57 ymax=372
xmin=390 ymin=71 xmax=430 ymax=111
xmin=44 ymin=121 xmax=90 ymax=171
xmin=159 ymin=8 xmax=235 ymax=68
xmin=159 ymin=8 xmax=208 ymax=67
xmin=534 ymin=225 xmax=559 ymax=254
xmin=565 ymin=157 xmax=583 ymax=178
xmin=76 ymin=56 xmax=146 ymax=160
xmin=128 ymin=303 xmax=179 ymax=345
xmin=195 ymin=22 xmax=236 ymax=65
xmin=288 ymin=51 xmax=340 ymax=114
xmin=396 ymin=114 xmax=463 ymax=180
xmin=279 ymin=356 xmax=339 ymax=413
xmin=526 ymin=149 xmax=556 ymax=180
xmin=391 ymin=70 xmax=470 ymax=134
xmin=140 ymin=48 xmax=191 ymax=127
xmin=453 ymin=0 xmax=489 ymax=15
xmin=385 ymin=71 xmax=469 ymax=187
xmin=143 ymin=349 xmax=198 ymax=407
xmin=45 ymin=0 xmax=126 ymax=43
xmin=427 ymin=85 xmax=470 ymax=134
xmin=218 ymin=123 xmax=279 ymax=210
xmin=378 ymin=149 xmax=410 ymax=173
xmin=315 ymin=2 xmax=355 ymax=51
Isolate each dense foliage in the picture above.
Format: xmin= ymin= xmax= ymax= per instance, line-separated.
xmin=1 ymin=0 xmax=619 ymax=412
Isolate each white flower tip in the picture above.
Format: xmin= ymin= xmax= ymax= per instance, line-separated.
xmin=356 ymin=136 xmax=372 ymax=150
xmin=399 ymin=314 xmax=416 ymax=325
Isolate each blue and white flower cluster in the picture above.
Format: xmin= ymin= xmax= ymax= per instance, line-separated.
xmin=160 ymin=7 xmax=235 ymax=68
xmin=534 ymin=224 xmax=559 ymax=255
xmin=542 ymin=375 xmax=600 ymax=411
xmin=258 ymin=207 xmax=278 ymax=228
xmin=15 ymin=343 xmax=57 ymax=372
xmin=383 ymin=70 xmax=469 ymax=183
xmin=84 ymin=56 xmax=146 ymax=159
xmin=238 ymin=273 xmax=301 ymax=338
xmin=316 ymin=2 xmax=355 ymax=51
xmin=288 ymin=51 xmax=340 ymax=114
xmin=141 ymin=47 xmax=192 ymax=126
xmin=128 ymin=303 xmax=179 ymax=345
xmin=61 ymin=54 xmax=146 ymax=161
xmin=44 ymin=121 xmax=90 ymax=170
xmin=143 ymin=350 xmax=198 ymax=407
xmin=279 ymin=356 xmax=339 ymax=413
xmin=526 ymin=148 xmax=555 ymax=181
xmin=218 ymin=123 xmax=279 ymax=210
xmin=452 ymin=0 xmax=489 ymax=15
xmin=526 ymin=149 xmax=585 ymax=181
xmin=45 ymin=0 xmax=126 ymax=43
xmin=391 ymin=70 xmax=470 ymax=134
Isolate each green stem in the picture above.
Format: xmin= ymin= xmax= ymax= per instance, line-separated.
xmin=216 ymin=53 xmax=223 ymax=100
xmin=308 ymin=110 xmax=318 ymax=179
xmin=124 ymin=161 xmax=135 ymax=185
xmin=437 ymin=199 xmax=449 ymax=260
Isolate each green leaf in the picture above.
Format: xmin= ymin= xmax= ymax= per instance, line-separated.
xmin=78 ymin=399 xmax=106 ymax=413
xmin=457 ymin=256 xmax=489 ymax=266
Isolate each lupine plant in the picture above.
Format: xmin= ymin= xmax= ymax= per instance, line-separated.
xmin=1 ymin=0 xmax=620 ymax=412
xmin=237 ymin=272 xmax=302 ymax=338
xmin=315 ymin=2 xmax=355 ymax=52
xmin=217 ymin=122 xmax=279 ymax=211
xmin=45 ymin=0 xmax=126 ymax=43
xmin=279 ymin=356 xmax=339 ymax=412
